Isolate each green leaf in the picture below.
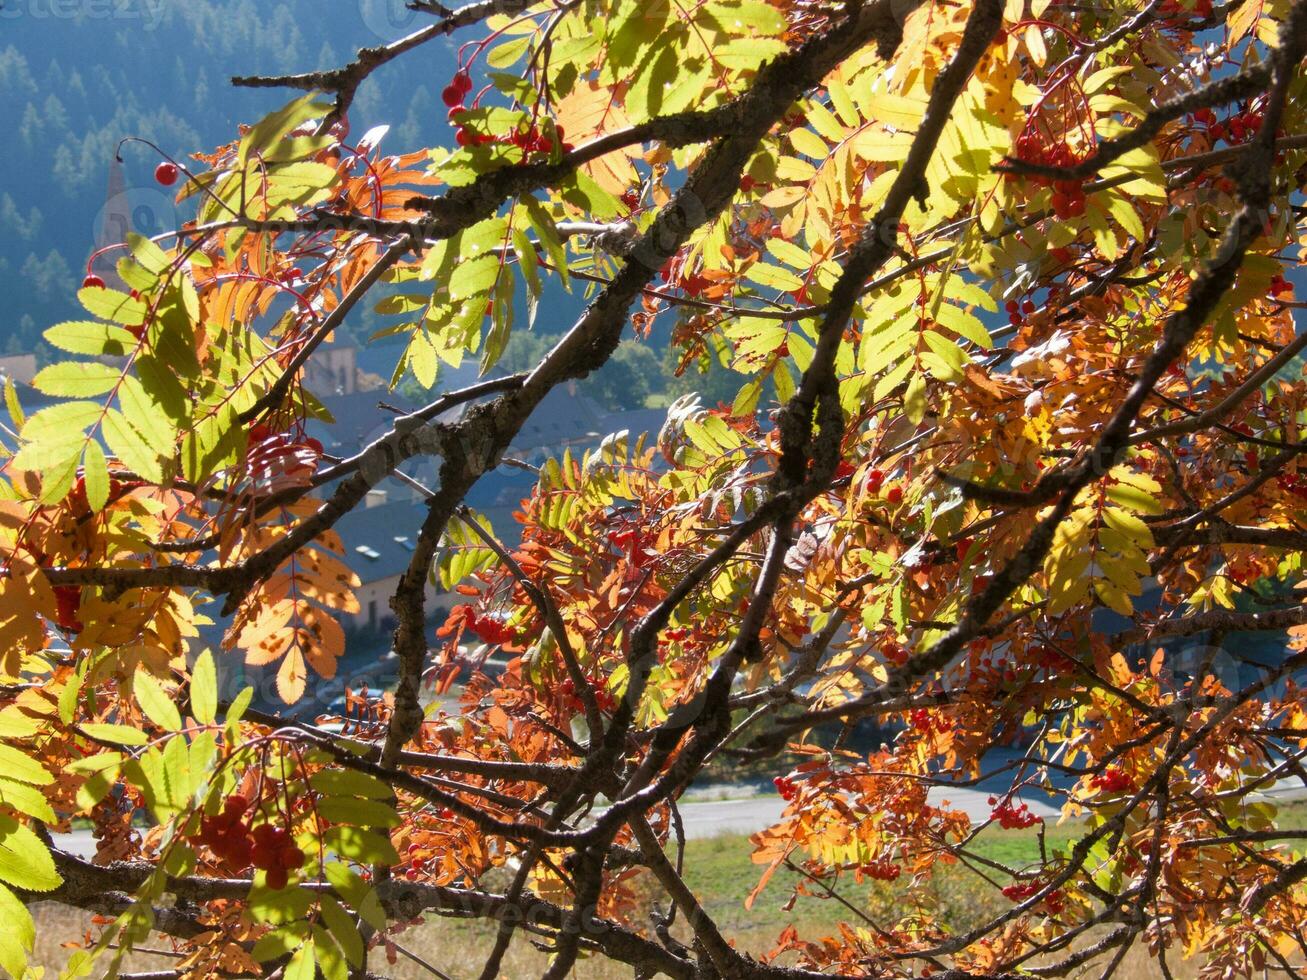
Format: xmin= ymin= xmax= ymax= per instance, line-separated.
xmin=935 ymin=303 xmax=992 ymax=348
xmin=253 ymin=922 xmax=312 ymax=962
xmin=248 ymin=878 xmax=314 ymax=925
xmin=226 ymin=686 xmax=254 ymax=726
xmin=134 ymin=670 xmax=182 ymax=732
xmin=789 ymin=128 xmax=828 ymax=159
xmin=0 ymin=711 xmax=38 ymax=740
xmin=81 ymin=440 xmax=110 ymax=511
xmin=0 ymin=817 xmax=61 ymax=891
xmin=118 ymin=376 xmax=178 ymax=453
xmin=191 ymin=649 xmax=217 ymax=726
xmin=323 ymin=826 xmax=399 ymax=865
xmin=323 ymin=862 xmax=387 ymax=931
xmin=315 ymin=798 xmax=401 ymax=828
xmin=318 ymin=896 xmax=364 ymax=967
xmin=449 ymin=254 xmax=500 ymax=301
xmin=3 ymin=378 xmax=23 ymax=430
xmin=102 ymin=408 xmax=165 ymax=483
xmin=18 ymin=401 xmax=100 ymax=452
xmin=285 ymin=939 xmax=316 ymax=980
xmin=59 ymin=668 xmax=83 ymax=725
xmin=239 ymin=93 xmax=333 ymax=166
xmin=0 ymin=746 xmax=51 ymax=787
xmin=44 ymin=321 xmax=139 ymax=357
xmin=79 ymin=724 xmax=150 ymax=747
xmin=904 ymin=371 xmax=927 ymax=425
xmin=67 ymin=753 xmax=121 ymax=810
xmin=0 ymin=883 xmax=35 ymax=978
xmin=78 ymin=286 xmax=146 ymax=326
xmin=310 ymin=769 xmax=393 ymax=800
xmin=0 ymin=779 xmax=56 ymax=823
xmin=126 ymin=231 xmax=171 ymax=275
xmin=487 ymin=34 xmax=532 ymax=69
xmin=744 ymin=263 xmax=804 ymax=292
xmin=314 ymin=926 xmax=349 ymax=980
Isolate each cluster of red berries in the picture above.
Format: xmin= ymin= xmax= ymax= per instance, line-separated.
xmin=196 ymin=794 xmax=305 ymax=890
xmin=1002 ymin=881 xmax=1064 ymax=912
xmin=1001 ymin=881 xmax=1041 ymax=903
xmin=863 ymin=468 xmax=904 ymax=504
xmin=970 ymin=650 xmax=1021 ymax=684
xmin=1269 ymin=274 xmax=1294 ymax=298
xmin=882 ymin=642 xmax=910 ymax=666
xmin=773 ymin=775 xmax=801 ymax=801
xmin=438 ymin=603 xmax=516 ymax=646
xmin=858 ymin=860 xmax=902 ymax=881
xmin=1191 ymin=104 xmax=1263 ymax=144
xmin=1160 ymin=0 xmax=1213 ymax=18
xmin=990 ymin=797 xmax=1041 ymax=829
xmin=1005 ymin=297 xmax=1037 ymax=327
xmin=1089 ymin=767 xmax=1134 ymax=793
xmin=443 ymin=70 xmax=573 ymax=155
xmin=560 ymin=676 xmax=618 ymax=714
xmin=1277 ymin=473 xmax=1307 ymax=500
xmin=1030 ymin=644 xmax=1073 ymax=672
xmin=621 ymin=188 xmax=641 ymax=211
xmin=908 ymin=707 xmax=948 ymax=734
xmin=441 ymin=70 xmax=474 ymax=108
xmin=1010 ymin=133 xmax=1087 ymax=218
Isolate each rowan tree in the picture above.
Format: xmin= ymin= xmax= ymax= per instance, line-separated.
xmin=3 ymin=0 xmax=1307 ymax=977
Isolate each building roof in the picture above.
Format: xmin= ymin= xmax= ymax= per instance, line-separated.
xmin=307 ymin=389 xmax=421 ymax=455
xmin=510 ymin=384 xmax=606 ymax=455
xmin=332 ymin=499 xmax=429 ymax=583
xmin=333 ymin=498 xmax=523 ymax=585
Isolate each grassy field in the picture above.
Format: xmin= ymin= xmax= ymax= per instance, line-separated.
xmin=34 ymin=806 xmax=1303 ymax=978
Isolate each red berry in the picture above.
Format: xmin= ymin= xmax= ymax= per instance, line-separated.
xmin=224 ymin=793 xmax=250 ymax=817
xmin=885 ymin=485 xmax=903 ymax=504
xmin=81 ymin=274 xmax=106 ymax=290
xmin=441 ymin=84 xmax=463 ymax=107
xmin=154 ymin=162 xmax=179 ymax=186
xmin=279 ymin=845 xmax=305 ymax=869
xmin=265 ymin=866 xmax=289 ymax=890
xmin=865 ymin=468 xmax=885 ymax=493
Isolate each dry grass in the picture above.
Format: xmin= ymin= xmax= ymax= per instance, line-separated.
xmin=48 ymin=806 xmax=1296 ymax=978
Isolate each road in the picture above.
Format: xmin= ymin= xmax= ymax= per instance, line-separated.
xmin=53 ymin=781 xmax=1307 ymax=857
xmin=670 ymin=785 xmax=1060 ymax=839
xmin=52 ymin=785 xmax=1051 ymax=860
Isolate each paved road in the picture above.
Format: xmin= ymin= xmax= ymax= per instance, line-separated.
xmin=672 ymin=785 xmax=1060 ymax=839
xmin=51 ymin=786 xmax=1047 ymax=859
xmin=53 ymin=783 xmax=1307 ymax=857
